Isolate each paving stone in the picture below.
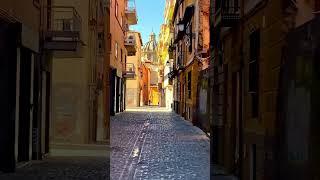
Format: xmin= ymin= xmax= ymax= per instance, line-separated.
xmin=111 ymin=110 xmax=210 ymax=180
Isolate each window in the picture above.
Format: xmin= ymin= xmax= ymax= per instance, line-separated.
xmin=188 ymin=22 xmax=193 ymax=53
xmin=249 ymin=30 xmax=260 ymax=118
xmin=115 ymin=0 xmax=118 ymax=18
xmin=115 ymin=42 xmax=118 ymax=59
xmin=121 ymin=49 xmax=123 ymax=62
xmin=187 ymin=71 xmax=192 ymax=99
xmin=63 ymin=19 xmax=72 ymax=31
xmin=120 ymin=15 xmax=123 ymax=27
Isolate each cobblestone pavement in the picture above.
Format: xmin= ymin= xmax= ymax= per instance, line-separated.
xmin=111 ymin=108 xmax=210 ymax=180
xmin=0 ymin=157 xmax=109 ymax=180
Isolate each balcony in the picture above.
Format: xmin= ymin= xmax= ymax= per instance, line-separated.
xmin=125 ymin=34 xmax=136 ymax=56
xmin=173 ymin=20 xmax=185 ymax=44
xmin=168 ymin=69 xmax=178 ymax=80
xmin=214 ymin=0 xmax=240 ymax=27
xmin=43 ymin=6 xmax=83 ymax=52
xmin=123 ymin=63 xmax=136 ymax=78
xmin=125 ymin=0 xmax=138 ymax=25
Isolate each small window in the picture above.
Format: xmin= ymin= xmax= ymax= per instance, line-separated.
xmin=121 ymin=49 xmax=123 ymax=62
xmin=249 ymin=29 xmax=260 ymax=118
xmin=115 ymin=0 xmax=119 ymax=18
xmin=187 ymin=71 xmax=192 ymax=99
xmin=63 ymin=19 xmax=72 ymax=31
xmin=120 ymin=15 xmax=123 ymax=27
xmin=115 ymin=42 xmax=118 ymax=59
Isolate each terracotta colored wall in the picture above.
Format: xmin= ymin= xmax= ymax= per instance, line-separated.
xmin=126 ymin=32 xmax=143 ymax=107
xmin=109 ymin=0 xmax=127 ymax=75
xmin=141 ymin=64 xmax=149 ymax=105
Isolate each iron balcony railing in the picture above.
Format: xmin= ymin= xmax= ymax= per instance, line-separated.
xmin=50 ymin=6 xmax=81 ymax=35
xmin=214 ymin=0 xmax=240 ymax=27
xmin=126 ymin=0 xmax=136 ymax=13
xmin=123 ymin=63 xmax=136 ymax=78
xmin=125 ymin=0 xmax=138 ymax=25
xmin=43 ymin=6 xmax=83 ymax=51
xmin=124 ymin=34 xmax=136 ymax=46
xmin=125 ymin=34 xmax=136 ymax=56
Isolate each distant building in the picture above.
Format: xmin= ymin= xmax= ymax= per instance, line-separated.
xmin=158 ymin=0 xmax=176 ymax=110
xmin=170 ymin=0 xmax=210 ymax=125
xmin=125 ymin=31 xmax=143 ymax=108
xmin=108 ymin=0 xmax=138 ymax=116
xmin=142 ymin=32 xmax=161 ymax=106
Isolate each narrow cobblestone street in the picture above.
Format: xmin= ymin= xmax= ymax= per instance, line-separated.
xmin=111 ymin=108 xmax=210 ymax=180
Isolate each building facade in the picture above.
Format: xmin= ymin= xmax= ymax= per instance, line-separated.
xmin=170 ymin=0 xmax=210 ymax=125
xmin=0 ymin=0 xmax=140 ymax=173
xmin=209 ymin=0 xmax=320 ymax=179
xmin=108 ymin=0 xmax=137 ymax=115
xmin=0 ymin=0 xmax=46 ymax=172
xmin=158 ymin=0 xmax=176 ymax=109
xmin=142 ymin=32 xmax=161 ymax=106
xmin=47 ymin=0 xmax=108 ymax=155
xmin=140 ymin=63 xmax=151 ymax=105
xmin=125 ymin=31 xmax=143 ymax=108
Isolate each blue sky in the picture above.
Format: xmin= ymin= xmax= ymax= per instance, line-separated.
xmin=131 ymin=0 xmax=165 ymax=45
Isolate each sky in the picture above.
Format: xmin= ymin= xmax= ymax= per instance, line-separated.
xmin=130 ymin=0 xmax=165 ymax=45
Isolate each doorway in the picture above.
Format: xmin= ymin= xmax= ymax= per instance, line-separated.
xmin=250 ymin=144 xmax=257 ymax=180
xmin=110 ymin=68 xmax=116 ymax=116
xmin=116 ymin=76 xmax=120 ymax=113
xmin=18 ymin=48 xmax=33 ymax=162
xmin=0 ymin=21 xmax=19 ymax=173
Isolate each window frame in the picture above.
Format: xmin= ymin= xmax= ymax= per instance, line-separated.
xmin=121 ymin=48 xmax=123 ymax=62
xmin=115 ymin=0 xmax=119 ymax=18
xmin=115 ymin=42 xmax=118 ymax=60
xmin=187 ymin=71 xmax=192 ymax=99
xmin=248 ymin=29 xmax=260 ymax=118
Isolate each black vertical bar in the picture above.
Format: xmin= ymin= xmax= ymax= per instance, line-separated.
xmin=0 ymin=22 xmax=18 ymax=173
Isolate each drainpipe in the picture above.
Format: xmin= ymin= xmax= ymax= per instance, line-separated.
xmin=88 ymin=0 xmax=98 ymax=143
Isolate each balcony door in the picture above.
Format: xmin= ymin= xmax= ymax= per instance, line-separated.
xmin=18 ymin=48 xmax=34 ymax=162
